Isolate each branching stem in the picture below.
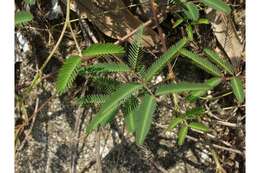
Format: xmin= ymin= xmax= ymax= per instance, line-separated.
xmin=26 ymin=0 xmax=71 ymax=93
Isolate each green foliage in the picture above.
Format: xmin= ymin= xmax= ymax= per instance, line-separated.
xmin=85 ymin=83 xmax=142 ymax=134
xmin=100 ymin=110 xmax=118 ymax=126
xmin=15 ymin=11 xmax=33 ymax=25
xmin=91 ymin=77 xmax=122 ymax=94
xmin=125 ymin=111 xmax=137 ymax=133
xmin=143 ymin=38 xmax=188 ymax=81
xmin=201 ymin=0 xmax=231 ymax=14
xmin=77 ymin=95 xmax=108 ymax=106
xmin=82 ymin=43 xmax=125 ymax=57
xmin=185 ymin=107 xmax=205 ymax=119
xmin=56 ymin=56 xmax=81 ymax=94
xmin=187 ymin=77 xmax=222 ymax=101
xmin=122 ymin=96 xmax=140 ymax=133
xmin=166 ymin=106 xmax=208 ymax=145
xmin=204 ymin=48 xmax=234 ymax=75
xmin=172 ymin=18 xmax=184 ymax=29
xmin=193 ymin=18 xmax=209 ymax=25
xmin=24 ymin=0 xmax=35 ymax=5
xmin=135 ymin=94 xmax=157 ymax=145
xmin=167 ymin=117 xmax=184 ymax=130
xmin=79 ymin=63 xmax=130 ymax=74
xmin=156 ymin=82 xmax=210 ymax=95
xmin=178 ymin=126 xmax=188 ymax=145
xmin=184 ymin=2 xmax=199 ymax=21
xmin=180 ymin=48 xmax=223 ymax=77
xmin=45 ymin=0 xmax=243 ymax=149
xmin=230 ymin=77 xmax=245 ymax=103
xmin=189 ymin=122 xmax=209 ymax=132
xmin=128 ymin=26 xmax=144 ymax=70
xmin=186 ymin=24 xmax=193 ymax=41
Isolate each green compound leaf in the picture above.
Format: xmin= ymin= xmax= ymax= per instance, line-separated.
xmin=186 ymin=24 xmax=193 ymax=41
xmin=167 ymin=117 xmax=184 ymax=131
xmin=143 ymin=38 xmax=187 ymax=81
xmin=82 ymin=43 xmax=125 ymax=57
xmin=15 ymin=11 xmax=33 ymax=25
xmin=178 ymin=126 xmax=188 ymax=145
xmin=24 ymin=0 xmax=36 ymax=5
xmin=100 ymin=110 xmax=118 ymax=126
xmin=201 ymin=0 xmax=231 ymax=14
xmin=125 ymin=111 xmax=137 ymax=133
xmin=79 ymin=63 xmax=130 ymax=74
xmin=122 ymin=96 xmax=140 ymax=133
xmin=56 ymin=56 xmax=81 ymax=94
xmin=193 ymin=18 xmax=209 ymax=25
xmin=185 ymin=107 xmax=205 ymax=119
xmin=77 ymin=95 xmax=108 ymax=106
xmin=172 ymin=18 xmax=184 ymax=29
xmin=85 ymin=83 xmax=142 ymax=134
xmin=184 ymin=2 xmax=199 ymax=21
xmin=189 ymin=122 xmax=209 ymax=132
xmin=230 ymin=77 xmax=245 ymax=103
xmin=187 ymin=77 xmax=222 ymax=101
xmin=128 ymin=25 xmax=144 ymax=70
xmin=135 ymin=94 xmax=157 ymax=145
xmin=204 ymin=48 xmax=234 ymax=75
xmin=156 ymin=82 xmax=210 ymax=95
xmin=90 ymin=77 xmax=122 ymax=94
xmin=180 ymin=48 xmax=223 ymax=77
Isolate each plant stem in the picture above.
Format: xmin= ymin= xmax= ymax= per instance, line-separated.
xmin=68 ymin=22 xmax=82 ymax=56
xmin=26 ymin=0 xmax=71 ymax=93
xmin=95 ymin=129 xmax=102 ymax=173
xmin=149 ymin=0 xmax=179 ymax=111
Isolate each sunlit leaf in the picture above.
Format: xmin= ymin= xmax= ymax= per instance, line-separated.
xmin=178 ymin=126 xmax=188 ymax=145
xmin=230 ymin=77 xmax=245 ymax=103
xmin=189 ymin=122 xmax=209 ymax=132
xmin=201 ymin=0 xmax=231 ymax=14
xmin=135 ymin=94 xmax=157 ymax=145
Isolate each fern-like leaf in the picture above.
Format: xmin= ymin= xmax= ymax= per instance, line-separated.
xmin=186 ymin=24 xmax=193 ymax=41
xmin=82 ymin=43 xmax=125 ymax=57
xmin=172 ymin=18 xmax=184 ymax=29
xmin=187 ymin=77 xmax=222 ymax=101
xmin=79 ymin=63 xmax=130 ymax=74
xmin=204 ymin=48 xmax=234 ymax=75
xmin=56 ymin=56 xmax=81 ymax=94
xmin=15 ymin=11 xmax=33 ymax=25
xmin=24 ymin=0 xmax=35 ymax=5
xmin=91 ymin=77 xmax=122 ymax=94
xmin=122 ymin=96 xmax=140 ymax=133
xmin=189 ymin=122 xmax=209 ymax=132
xmin=85 ymin=83 xmax=142 ymax=134
xmin=135 ymin=94 xmax=157 ymax=145
xmin=167 ymin=117 xmax=184 ymax=131
xmin=143 ymin=38 xmax=188 ymax=81
xmin=180 ymin=48 xmax=223 ymax=76
xmin=156 ymin=82 xmax=210 ymax=95
xmin=100 ymin=110 xmax=118 ymax=126
xmin=201 ymin=0 xmax=231 ymax=14
xmin=230 ymin=77 xmax=245 ymax=103
xmin=77 ymin=95 xmax=108 ymax=106
xmin=128 ymin=26 xmax=144 ymax=70
xmin=184 ymin=2 xmax=199 ymax=21
xmin=178 ymin=125 xmax=188 ymax=145
xmin=185 ymin=107 xmax=205 ymax=119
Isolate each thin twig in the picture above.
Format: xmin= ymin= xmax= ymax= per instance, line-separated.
xmin=71 ymin=82 xmax=88 ymax=173
xmin=68 ymin=22 xmax=82 ymax=56
xmin=95 ymin=128 xmax=102 ymax=173
xmin=114 ymin=19 xmax=153 ymax=45
xmin=26 ymin=0 xmax=71 ymax=93
xmin=16 ymin=98 xmax=39 ymax=152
